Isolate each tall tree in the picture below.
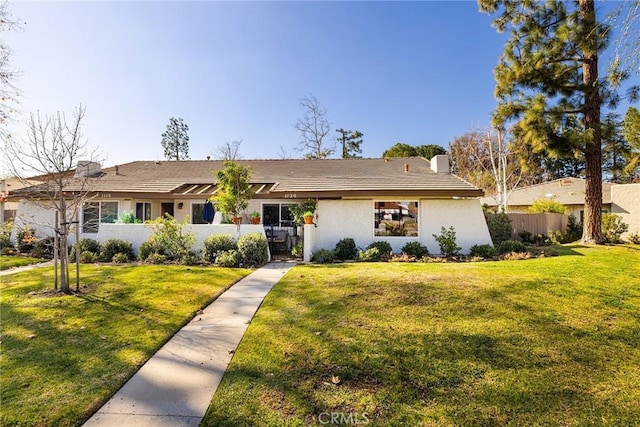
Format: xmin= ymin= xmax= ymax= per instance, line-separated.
xmin=335 ymin=128 xmax=363 ymax=158
xmin=479 ymin=0 xmax=630 ymax=243
xmin=622 ymin=106 xmax=640 ymax=177
xmin=293 ymin=94 xmax=333 ymax=159
xmin=0 ymin=1 xmax=22 ymax=140
xmin=382 ymin=142 xmax=445 ymax=158
xmin=3 ymin=105 xmax=100 ymax=293
xmin=414 ymin=144 xmax=446 ymax=159
xmin=161 ymin=117 xmax=190 ymax=161
xmin=601 ymin=113 xmax=633 ymax=182
xmin=213 ymin=139 xmax=242 ymax=160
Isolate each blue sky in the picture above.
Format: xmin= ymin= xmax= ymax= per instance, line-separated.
xmin=3 ymin=1 xmax=635 ymax=168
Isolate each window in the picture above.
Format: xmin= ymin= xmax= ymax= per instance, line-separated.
xmin=374 ymin=201 xmax=418 ymax=237
xmin=263 ymin=203 xmax=295 ymax=226
xmin=136 ymin=202 xmax=152 ymax=222
xmin=191 ymin=203 xmax=207 ymax=224
xmin=82 ymin=201 xmax=118 ymax=233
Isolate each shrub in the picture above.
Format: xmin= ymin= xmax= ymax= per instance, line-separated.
xmin=1 ymin=247 xmax=16 ymax=255
xmin=33 ymin=237 xmax=55 ymax=258
xmin=138 ymin=240 xmax=164 ymax=261
xmin=565 ymin=214 xmax=582 ymax=242
xmin=203 ymin=234 xmax=237 ymax=263
xmin=291 ymin=241 xmax=303 ymax=258
xmin=112 ymin=252 xmax=129 ymax=263
xmin=334 ymin=238 xmax=357 ymax=260
xmin=469 ymin=244 xmax=497 ymax=258
xmin=602 ymin=213 xmax=628 ymax=243
xmin=80 ymin=250 xmax=97 ymax=263
xmin=181 ymin=251 xmax=202 ymax=266
xmin=485 ymin=212 xmax=513 ymax=244
xmin=215 ymin=249 xmax=239 ymax=267
xmin=401 ymin=241 xmax=429 ymax=258
xmin=237 ymin=232 xmax=269 ymax=267
xmin=99 ymin=238 xmax=134 ymax=262
xmin=433 ymin=226 xmax=461 ymax=257
xmin=117 ymin=210 xmax=142 ymax=224
xmin=496 ymin=240 xmax=527 ymax=255
xmin=16 ymin=226 xmax=37 ymax=254
xmin=367 ymin=241 xmax=392 ymax=255
xmin=312 ymin=249 xmax=335 ymax=264
xmin=0 ymin=220 xmax=13 ymax=250
xmin=144 ymin=214 xmax=196 ymax=261
xmin=70 ymin=238 xmax=101 ymax=261
xmin=357 ymin=247 xmax=381 ymax=262
xmin=527 ymin=198 xmax=567 ymax=214
xmin=628 ymin=233 xmax=640 ymax=244
xmin=145 ymin=253 xmax=168 ymax=264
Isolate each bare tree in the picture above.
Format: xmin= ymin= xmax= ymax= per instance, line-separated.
xmin=213 ymin=139 xmax=242 ymax=160
xmin=0 ymin=1 xmax=23 ymax=140
xmin=293 ymin=94 xmax=334 ymax=159
xmin=3 ymin=105 xmax=101 ymax=293
xmin=277 ymin=145 xmax=292 ymax=160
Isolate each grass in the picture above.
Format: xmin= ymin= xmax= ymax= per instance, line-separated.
xmin=0 ymin=263 xmax=250 ymax=427
xmin=0 ymin=255 xmax=47 ymax=271
xmin=204 ymin=245 xmax=640 ymax=426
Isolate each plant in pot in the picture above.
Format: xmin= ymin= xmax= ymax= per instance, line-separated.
xmin=290 ymin=199 xmax=317 ymax=225
xmin=212 ymin=161 xmax=253 ymax=225
xmin=303 ymin=211 xmax=314 ymax=224
xmin=250 ymin=211 xmax=261 ymax=224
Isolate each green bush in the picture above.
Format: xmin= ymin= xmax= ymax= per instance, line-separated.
xmin=117 ymin=210 xmax=142 ymax=224
xmin=237 ymin=232 xmax=269 ymax=267
xmin=367 ymin=241 xmax=392 ymax=255
xmin=602 ymin=213 xmax=628 ymax=243
xmin=469 ymin=244 xmax=497 ymax=258
xmin=291 ymin=241 xmax=303 ymax=258
xmin=357 ymin=247 xmax=381 ymax=262
xmin=334 ymin=238 xmax=357 ymax=260
xmin=215 ymin=250 xmax=239 ymax=267
xmin=0 ymin=221 xmax=13 ymax=250
xmin=433 ymin=226 xmax=461 ymax=257
xmin=565 ymin=214 xmax=582 ymax=242
xmin=99 ymin=239 xmax=134 ymax=262
xmin=628 ymin=233 xmax=640 ymax=244
xmin=181 ymin=251 xmax=202 ymax=266
xmin=496 ymin=240 xmax=527 ymax=255
xmin=70 ymin=238 xmax=101 ymax=261
xmin=203 ymin=234 xmax=237 ymax=263
xmin=138 ymin=240 xmax=163 ymax=261
xmin=527 ymin=198 xmax=567 ymax=214
xmin=144 ymin=214 xmax=195 ymax=262
xmin=401 ymin=241 xmax=429 ymax=258
xmin=80 ymin=250 xmax=97 ymax=263
xmin=112 ymin=252 xmax=129 ymax=263
xmin=312 ymin=249 xmax=335 ymax=264
xmin=485 ymin=212 xmax=513 ymax=244
xmin=33 ymin=237 xmax=55 ymax=258
xmin=16 ymin=226 xmax=36 ymax=254
xmin=145 ymin=253 xmax=168 ymax=264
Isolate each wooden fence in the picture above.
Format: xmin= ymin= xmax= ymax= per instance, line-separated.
xmin=495 ymin=213 xmax=569 ymax=241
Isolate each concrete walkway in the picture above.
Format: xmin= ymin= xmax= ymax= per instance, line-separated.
xmin=84 ymin=262 xmax=294 ymax=427
xmin=0 ymin=260 xmax=54 ymax=276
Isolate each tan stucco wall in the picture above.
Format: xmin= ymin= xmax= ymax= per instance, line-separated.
xmin=611 ymin=183 xmax=640 ymax=238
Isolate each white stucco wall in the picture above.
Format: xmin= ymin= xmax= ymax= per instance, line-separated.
xmin=314 ymin=198 xmax=492 ymax=255
xmin=11 ymin=200 xmax=79 ymax=242
xmin=611 ymin=183 xmax=640 ymax=238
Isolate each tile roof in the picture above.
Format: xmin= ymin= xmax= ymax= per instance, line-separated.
xmin=10 ymin=157 xmax=484 ymax=199
xmin=480 ymin=178 xmax=613 ymax=206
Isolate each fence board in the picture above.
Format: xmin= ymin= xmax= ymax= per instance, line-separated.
xmin=493 ymin=213 xmax=568 ymax=240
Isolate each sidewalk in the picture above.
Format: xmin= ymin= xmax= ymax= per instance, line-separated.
xmin=84 ymin=262 xmax=294 ymax=427
xmin=0 ymin=260 xmax=54 ymax=276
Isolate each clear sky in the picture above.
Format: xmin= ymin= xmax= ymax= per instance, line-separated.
xmin=3 ymin=0 xmax=636 ymax=169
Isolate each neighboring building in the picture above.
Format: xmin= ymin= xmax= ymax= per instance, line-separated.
xmin=1 ymin=178 xmax=36 ymax=223
xmin=8 ymin=156 xmax=493 ymax=256
xmin=481 ymin=178 xmax=614 ymax=221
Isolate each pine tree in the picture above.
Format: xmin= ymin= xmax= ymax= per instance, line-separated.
xmin=479 ymin=0 xmax=631 ymax=243
xmin=161 ymin=117 xmax=190 ymax=161
xmin=336 ymin=128 xmax=363 ymax=158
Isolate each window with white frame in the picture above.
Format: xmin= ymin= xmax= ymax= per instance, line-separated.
xmin=262 ymin=203 xmax=295 ymax=226
xmin=136 ymin=202 xmax=152 ymax=222
xmin=374 ymin=201 xmax=418 ymax=236
xmin=82 ymin=201 xmax=118 ymax=233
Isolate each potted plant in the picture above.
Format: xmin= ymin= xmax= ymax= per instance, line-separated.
xmin=212 ymin=161 xmax=253 ymax=226
xmin=290 ymin=199 xmax=317 ymax=225
xmin=250 ymin=211 xmax=261 ymax=224
xmin=303 ymin=211 xmax=314 ymax=224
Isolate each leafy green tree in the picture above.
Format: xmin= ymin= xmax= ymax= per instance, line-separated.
xmin=382 ymin=143 xmax=416 ymax=158
xmin=527 ymin=198 xmax=568 ymax=214
xmin=479 ymin=0 xmax=636 ymax=243
xmin=414 ymin=144 xmax=446 ymax=159
xmin=161 ymin=117 xmax=190 ymax=161
xmin=623 ymin=106 xmax=640 ymax=176
xmin=213 ymin=161 xmax=253 ymax=220
xmin=336 ymin=128 xmax=363 ymax=159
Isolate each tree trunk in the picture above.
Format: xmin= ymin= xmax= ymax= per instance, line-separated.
xmin=580 ymin=0 xmax=604 ymax=244
xmin=59 ymin=196 xmax=71 ymax=293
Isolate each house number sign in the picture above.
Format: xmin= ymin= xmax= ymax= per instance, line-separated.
xmin=284 ymin=194 xmax=297 ymax=199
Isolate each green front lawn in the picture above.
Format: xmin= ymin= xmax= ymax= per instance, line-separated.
xmin=205 ymin=245 xmax=640 ymax=426
xmin=0 ymin=255 xmax=47 ymax=271
xmin=0 ymin=264 xmax=250 ymax=427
